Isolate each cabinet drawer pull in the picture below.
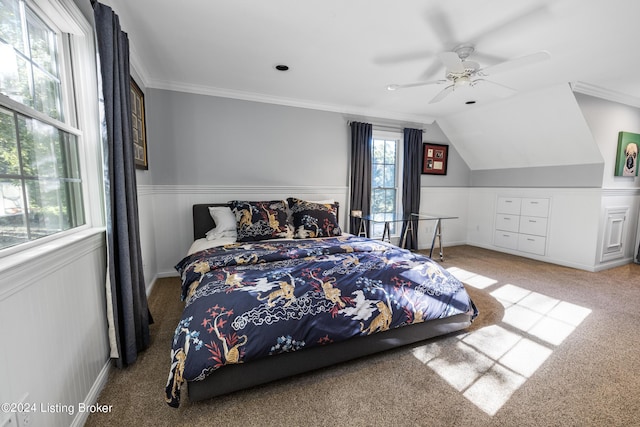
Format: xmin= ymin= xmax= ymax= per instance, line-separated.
xmin=530 ymin=201 xmax=539 ymax=204
xmin=527 ymin=238 xmax=535 ymax=241
xmin=529 ymin=220 xmax=536 ymax=223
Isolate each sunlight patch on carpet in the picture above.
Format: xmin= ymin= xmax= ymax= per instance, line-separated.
xmin=447 ymin=267 xmax=498 ymax=289
xmin=411 ymin=279 xmax=591 ymax=416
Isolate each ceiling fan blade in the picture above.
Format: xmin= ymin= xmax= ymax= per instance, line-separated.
xmin=472 ymin=79 xmax=517 ymax=98
xmin=426 ymin=5 xmax=458 ymax=48
xmin=419 ymin=58 xmax=445 ymax=81
xmin=438 ymin=52 xmax=464 ymax=73
xmin=478 ymin=51 xmax=551 ymax=76
xmin=428 ymin=85 xmax=454 ymax=104
xmin=469 ymin=50 xmax=506 ymax=67
xmin=466 ymin=4 xmax=550 ymax=47
xmin=373 ymin=49 xmax=436 ymax=65
xmin=387 ymin=80 xmax=447 ymax=91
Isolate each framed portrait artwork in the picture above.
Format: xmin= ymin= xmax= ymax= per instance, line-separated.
xmin=130 ymin=78 xmax=148 ymax=170
xmin=422 ymin=143 xmax=449 ymax=175
xmin=614 ymin=131 xmax=639 ymax=177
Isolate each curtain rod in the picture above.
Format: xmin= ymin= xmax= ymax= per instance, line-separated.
xmin=347 ymin=121 xmax=426 ymax=133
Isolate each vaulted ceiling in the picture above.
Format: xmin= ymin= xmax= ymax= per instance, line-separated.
xmin=100 ymin=0 xmax=640 ymax=124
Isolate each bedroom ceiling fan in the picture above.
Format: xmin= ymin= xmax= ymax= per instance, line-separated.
xmin=387 ymin=44 xmax=551 ymax=104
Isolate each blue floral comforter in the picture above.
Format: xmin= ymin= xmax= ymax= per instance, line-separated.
xmin=165 ymin=235 xmax=476 ymax=407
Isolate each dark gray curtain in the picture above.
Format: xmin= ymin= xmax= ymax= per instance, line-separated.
xmin=636 ymin=239 xmax=640 ymax=264
xmin=93 ymin=1 xmax=150 ymax=368
xmin=349 ymin=122 xmax=372 ymax=234
xmin=400 ymin=128 xmax=423 ymax=250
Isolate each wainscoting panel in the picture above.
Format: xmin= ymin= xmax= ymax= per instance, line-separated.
xmin=0 ymin=232 xmax=109 ymax=427
xmin=418 ymin=187 xmax=470 ymax=250
xmin=466 ymin=187 xmax=606 ymax=271
xmin=600 ymin=207 xmax=628 ymax=262
xmin=597 ymin=189 xmax=640 ymax=269
xmin=143 ymin=185 xmax=349 ymax=276
xmin=137 ymin=187 xmax=158 ymax=292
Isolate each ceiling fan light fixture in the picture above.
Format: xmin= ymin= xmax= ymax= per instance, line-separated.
xmin=456 ymin=76 xmax=471 ymax=86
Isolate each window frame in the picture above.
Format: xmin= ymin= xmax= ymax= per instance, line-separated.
xmin=0 ymin=0 xmax=103 ymax=259
xmin=370 ymin=130 xmax=404 ymax=239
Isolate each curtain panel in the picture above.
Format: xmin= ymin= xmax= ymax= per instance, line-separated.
xmin=349 ymin=122 xmax=372 ymax=235
xmin=93 ymin=1 xmax=151 ymax=368
xmin=400 ymin=128 xmax=423 ymax=250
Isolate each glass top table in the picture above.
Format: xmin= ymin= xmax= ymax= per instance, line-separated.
xmin=352 ymin=212 xmax=458 ymax=260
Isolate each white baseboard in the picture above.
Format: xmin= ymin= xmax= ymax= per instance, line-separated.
xmin=157 ymin=271 xmax=180 ymax=279
xmin=70 ymin=360 xmax=111 ymax=427
xmin=146 ymin=274 xmax=158 ymax=297
xmin=593 ymin=256 xmax=636 ymax=272
xmin=466 ymin=242 xmax=599 ymax=272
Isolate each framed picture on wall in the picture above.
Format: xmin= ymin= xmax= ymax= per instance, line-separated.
xmin=422 ymin=143 xmax=448 ymax=175
xmin=614 ymin=131 xmax=639 ymax=177
xmin=131 ymin=78 xmax=148 ymax=170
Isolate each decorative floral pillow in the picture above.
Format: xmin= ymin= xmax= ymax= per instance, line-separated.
xmin=287 ymin=198 xmax=341 ymax=239
xmin=229 ymin=200 xmax=292 ymax=242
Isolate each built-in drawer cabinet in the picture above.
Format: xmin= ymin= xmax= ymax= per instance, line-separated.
xmin=496 ymin=197 xmax=522 ymax=215
xmin=518 ymin=216 xmax=548 ymax=237
xmin=495 ymin=214 xmax=520 ymax=233
xmin=494 ymin=230 xmax=518 ymax=250
xmin=521 ymin=198 xmax=550 ymax=218
xmin=495 ymin=196 xmax=550 ymax=256
xmin=517 ymin=234 xmax=546 ymax=256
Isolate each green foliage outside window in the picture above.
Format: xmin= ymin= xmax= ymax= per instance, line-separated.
xmin=371 ymin=138 xmax=399 ymax=237
xmin=0 ymin=0 xmax=84 ymax=250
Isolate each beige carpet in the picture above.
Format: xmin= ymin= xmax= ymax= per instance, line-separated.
xmin=85 ymin=246 xmax=640 ymax=427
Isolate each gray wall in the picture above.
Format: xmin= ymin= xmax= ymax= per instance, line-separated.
xmin=145 ymin=89 xmax=471 ymax=189
xmin=470 ymin=163 xmax=605 ymax=188
xmin=146 ymin=90 xmax=349 ymax=187
xmin=574 ymin=92 xmax=640 ymax=190
xmin=420 ymin=121 xmax=471 ymax=187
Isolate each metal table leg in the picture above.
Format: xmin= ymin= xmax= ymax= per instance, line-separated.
xmin=381 ymin=221 xmax=391 ymax=243
xmin=429 ymin=219 xmax=445 ymax=261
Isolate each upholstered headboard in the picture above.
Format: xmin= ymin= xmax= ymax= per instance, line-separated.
xmin=192 ymin=203 xmax=230 ymax=240
xmin=192 ymin=201 xmax=340 ymax=241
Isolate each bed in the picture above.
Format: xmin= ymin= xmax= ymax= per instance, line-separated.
xmin=165 ymin=199 xmax=477 ymax=407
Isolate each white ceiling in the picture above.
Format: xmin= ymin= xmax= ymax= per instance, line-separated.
xmin=438 ymin=83 xmax=605 ymax=170
xmin=102 ymin=0 xmax=640 ymax=125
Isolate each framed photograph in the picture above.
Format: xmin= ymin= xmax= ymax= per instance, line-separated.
xmin=130 ymin=78 xmax=148 ymax=170
xmin=422 ymin=143 xmax=448 ymax=175
xmin=614 ymin=131 xmax=639 ymax=177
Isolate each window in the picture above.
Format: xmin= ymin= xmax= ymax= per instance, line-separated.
xmin=370 ymin=132 xmax=403 ymax=238
xmin=0 ymin=0 xmax=86 ymax=251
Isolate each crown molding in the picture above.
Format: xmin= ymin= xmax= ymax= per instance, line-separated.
xmin=571 ymin=82 xmax=640 ymax=108
xmin=145 ymin=78 xmax=435 ymax=125
xmin=140 ymin=184 xmax=348 ymax=196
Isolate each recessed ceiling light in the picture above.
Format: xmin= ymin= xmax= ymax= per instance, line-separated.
xmin=275 ymin=64 xmax=289 ymax=71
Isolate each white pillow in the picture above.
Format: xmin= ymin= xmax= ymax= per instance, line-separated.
xmin=206 ymin=206 xmax=238 ymax=241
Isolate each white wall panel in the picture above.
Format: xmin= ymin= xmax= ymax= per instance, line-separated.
xmin=0 ymin=232 xmax=109 ymax=427
xmin=467 ymin=188 xmax=605 ymax=270
xmin=597 ymin=189 xmax=640 ymax=270
xmin=417 ymin=187 xmax=470 ymax=250
xmin=149 ymin=185 xmax=349 ymax=275
xmin=137 ymin=187 xmax=158 ymax=293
